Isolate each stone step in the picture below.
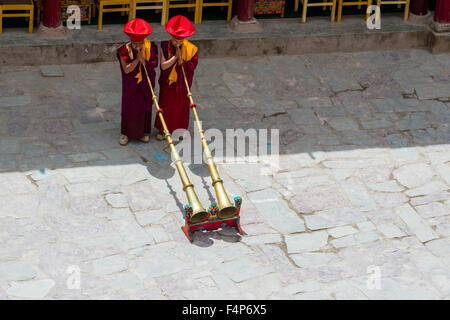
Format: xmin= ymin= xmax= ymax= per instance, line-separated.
xmin=0 ymin=14 xmax=448 ymax=66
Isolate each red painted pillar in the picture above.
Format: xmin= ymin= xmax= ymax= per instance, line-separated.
xmin=410 ymin=0 xmax=428 ymax=16
xmin=43 ymin=0 xmax=62 ymax=28
xmin=237 ymin=0 xmax=256 ymax=22
xmin=434 ymin=0 xmax=450 ymax=23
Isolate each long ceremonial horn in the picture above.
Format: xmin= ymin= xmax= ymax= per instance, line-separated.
xmin=141 ymin=60 xmax=209 ymax=224
xmin=180 ymin=65 xmax=237 ymax=220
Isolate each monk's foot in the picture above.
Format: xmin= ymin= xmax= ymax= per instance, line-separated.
xmin=140 ymin=135 xmax=150 ymax=143
xmin=156 ymin=132 xmax=165 ymax=141
xmin=119 ymin=135 xmax=129 ymax=146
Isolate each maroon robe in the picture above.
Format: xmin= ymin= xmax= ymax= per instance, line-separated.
xmin=117 ymin=42 xmax=158 ymax=140
xmin=435 ymin=0 xmax=450 ymax=23
xmin=154 ymin=41 xmax=198 ymax=134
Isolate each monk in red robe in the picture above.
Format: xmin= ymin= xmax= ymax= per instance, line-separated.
xmin=154 ymin=15 xmax=198 ymax=141
xmin=117 ymin=18 xmax=158 ymax=146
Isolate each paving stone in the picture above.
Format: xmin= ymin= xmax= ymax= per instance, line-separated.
xmin=295 ymin=97 xmax=333 ymax=108
xmin=435 ymin=163 xmax=450 ymax=186
xmin=147 ymin=225 xmax=171 ymax=243
xmin=101 ymin=148 xmax=136 ymax=160
xmin=66 ymin=181 xmax=121 ymax=196
xmin=97 ymin=92 xmax=121 ymax=107
xmin=105 ymin=193 xmax=129 ymax=208
xmin=112 ymin=272 xmax=145 ymax=291
xmin=284 ymin=281 xmax=321 ymax=295
xmin=247 ymin=188 xmax=305 ymax=234
xmin=415 ymin=82 xmax=450 ymax=100
xmin=377 ymin=223 xmax=406 ymax=239
xmin=222 ymin=72 xmax=249 ymax=97
xmin=326 ymin=117 xmax=359 ymax=131
xmin=357 ymin=221 xmax=376 ymax=232
xmin=134 ymin=209 xmax=166 ymax=226
xmin=30 ymin=168 xmax=57 ymax=181
xmin=425 ymin=239 xmax=450 ymax=257
xmin=123 ymin=181 xmax=163 ymax=212
xmin=217 ymin=257 xmax=274 ymax=283
xmin=391 ymin=147 xmax=421 ymax=163
xmin=361 ymin=119 xmax=393 ymax=129
xmin=0 ymin=194 xmax=39 ymax=218
xmin=294 ymin=290 xmax=331 ymax=300
xmin=396 ymin=113 xmax=430 ymax=130
xmin=415 ymin=202 xmax=449 ymax=218
xmin=341 ymin=178 xmax=376 ymax=212
xmin=235 ymin=274 xmax=284 ymax=299
xmin=7 ymin=279 xmax=55 ymax=299
xmin=285 ymin=231 xmax=329 ymax=254
xmin=409 ymin=250 xmax=450 ymax=296
xmin=40 ymin=65 xmax=64 ymax=77
xmin=426 ymin=150 xmax=450 ymax=164
xmin=275 ymin=172 xmax=334 ymax=193
xmin=354 ymin=231 xmax=379 ymax=244
xmin=0 ymin=95 xmax=31 ymax=107
xmin=0 ymin=172 xmax=36 ymax=196
xmin=410 ymin=191 xmax=450 ymax=206
xmin=436 ymin=223 xmax=450 ymax=237
xmin=0 ymin=138 xmax=20 ymax=154
xmin=405 ymin=181 xmax=449 ymax=197
xmin=67 ymin=152 xmax=106 ymax=162
xmin=1 ymin=52 xmax=449 ymax=300
xmin=92 ymin=255 xmax=128 ymax=275
xmin=290 ymin=252 xmax=340 ymax=268
xmin=241 ymin=234 xmax=282 ymax=246
xmin=108 ymin=208 xmax=131 ymax=220
xmin=58 ymin=167 xmax=104 ymax=184
xmin=239 ymin=175 xmax=273 ymax=193
xmin=328 ymin=226 xmax=358 ymax=238
xmin=70 ymin=195 xmax=112 ymax=217
xmin=305 ymin=207 xmax=366 ymax=231
xmin=330 ymin=280 xmax=368 ymax=300
xmin=350 ymin=277 xmax=442 ymax=300
xmin=0 ymin=261 xmax=37 ymax=281
xmin=367 ymin=181 xmax=404 ymax=192
xmin=322 ymin=159 xmax=389 ymax=169
xmin=113 ymin=218 xmax=154 ymax=249
xmin=331 ymin=234 xmax=357 ymax=248
xmin=134 ymin=253 xmax=187 ymax=279
xmin=291 ymin=188 xmax=349 ymax=213
xmin=393 ymin=163 xmax=436 ymax=188
xmin=373 ymin=192 xmax=409 ymax=208
xmin=396 ymin=203 xmax=439 ymax=243
xmin=287 ymin=108 xmax=321 ymax=125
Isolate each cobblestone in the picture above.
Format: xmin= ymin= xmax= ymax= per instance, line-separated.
xmin=0 ymin=49 xmax=449 ymax=299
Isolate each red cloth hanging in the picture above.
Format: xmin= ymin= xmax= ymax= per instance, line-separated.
xmin=43 ymin=0 xmax=62 ymax=28
xmin=237 ymin=0 xmax=256 ymax=21
xmin=434 ymin=0 xmax=450 ymax=23
xmin=410 ymin=0 xmax=428 ymax=16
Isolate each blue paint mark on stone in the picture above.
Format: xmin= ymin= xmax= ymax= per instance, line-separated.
xmin=31 ymin=168 xmax=54 ymax=181
xmin=155 ymin=152 xmax=169 ymax=161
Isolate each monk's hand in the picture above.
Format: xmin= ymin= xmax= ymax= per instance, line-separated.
xmin=137 ymin=51 xmax=145 ymax=65
xmin=176 ymin=46 xmax=183 ymax=64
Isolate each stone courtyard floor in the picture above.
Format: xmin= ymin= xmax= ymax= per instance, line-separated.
xmin=0 ymin=49 xmax=449 ymax=299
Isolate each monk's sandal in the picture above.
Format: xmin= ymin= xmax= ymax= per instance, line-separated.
xmin=156 ymin=132 xmax=165 ymax=141
xmin=119 ymin=135 xmax=129 ymax=146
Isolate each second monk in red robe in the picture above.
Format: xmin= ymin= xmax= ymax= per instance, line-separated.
xmin=117 ymin=18 xmax=158 ymax=146
xmin=154 ymin=15 xmax=199 ymax=140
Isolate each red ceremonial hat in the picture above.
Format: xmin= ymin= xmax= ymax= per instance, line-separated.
xmin=165 ymin=15 xmax=195 ymax=40
xmin=123 ymin=18 xmax=152 ymax=42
